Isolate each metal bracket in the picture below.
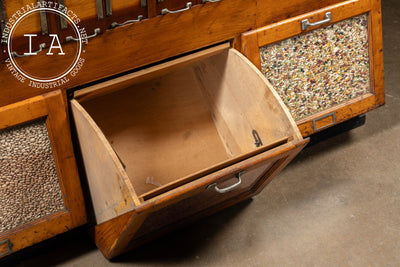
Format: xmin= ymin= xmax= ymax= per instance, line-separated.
xmin=312 ymin=112 xmax=337 ymax=132
xmin=0 ymin=239 xmax=13 ymax=257
xmin=301 ymin=12 xmax=332 ymax=31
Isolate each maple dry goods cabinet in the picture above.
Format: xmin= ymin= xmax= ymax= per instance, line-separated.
xmin=70 ymin=44 xmax=308 ymax=259
xmin=240 ymin=0 xmax=384 ymax=136
xmin=0 ymin=91 xmax=86 ymax=258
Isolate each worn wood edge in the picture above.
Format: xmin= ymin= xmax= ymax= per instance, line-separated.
xmin=90 ymin=211 xmax=145 ymax=259
xmin=43 ymin=91 xmax=87 ymax=226
xmin=370 ymin=0 xmax=385 ymax=105
xmin=73 ymin=43 xmax=231 ymax=102
xmin=229 ymin=49 xmax=303 ymax=141
xmin=0 ymin=210 xmax=75 ymax=259
xmin=0 ymin=95 xmax=47 ymax=130
xmin=107 ymin=212 xmax=148 ymax=259
xmin=239 ymin=31 xmax=261 ymax=69
xmin=70 ymin=100 xmax=141 ymax=224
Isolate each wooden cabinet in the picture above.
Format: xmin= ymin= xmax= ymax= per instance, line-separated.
xmin=0 ymin=0 xmax=384 ymax=260
xmin=240 ymin=0 xmax=384 ymax=136
xmin=0 ymin=90 xmax=86 ymax=259
xmin=70 ymin=44 xmax=308 ymax=258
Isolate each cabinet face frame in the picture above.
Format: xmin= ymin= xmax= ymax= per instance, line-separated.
xmin=240 ymin=0 xmax=384 ymax=136
xmin=0 ymin=91 xmax=86 ymax=258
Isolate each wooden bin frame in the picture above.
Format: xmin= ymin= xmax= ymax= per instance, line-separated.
xmin=70 ymin=44 xmax=309 ymax=258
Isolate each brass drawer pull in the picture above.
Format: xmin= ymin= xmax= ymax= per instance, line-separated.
xmin=11 ymin=43 xmax=46 ymax=58
xmin=161 ymin=2 xmax=192 ymax=15
xmin=301 ymin=12 xmax=332 ymax=31
xmin=111 ymin=15 xmax=144 ymax=28
xmin=0 ymin=239 xmax=13 ymax=257
xmin=312 ymin=112 xmax=336 ymax=131
xmin=202 ymin=0 xmax=222 ymax=3
xmin=208 ymin=172 xmax=243 ymax=194
xmin=66 ymin=28 xmax=101 ymax=42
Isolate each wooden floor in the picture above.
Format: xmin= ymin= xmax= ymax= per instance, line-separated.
xmin=1 ymin=0 xmax=399 ymax=265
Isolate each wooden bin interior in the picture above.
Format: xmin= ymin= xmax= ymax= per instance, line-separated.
xmin=74 ymin=47 xmax=300 ymax=199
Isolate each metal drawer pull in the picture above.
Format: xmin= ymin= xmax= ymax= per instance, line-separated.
xmin=161 ymin=2 xmax=192 ymax=15
xmin=208 ymin=172 xmax=243 ymax=194
xmin=202 ymin=0 xmax=222 ymax=3
xmin=66 ymin=28 xmax=101 ymax=42
xmin=301 ymin=12 xmax=332 ymax=31
xmin=111 ymin=15 xmax=144 ymax=28
xmin=11 ymin=43 xmax=46 ymax=58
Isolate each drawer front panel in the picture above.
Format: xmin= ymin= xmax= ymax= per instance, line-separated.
xmin=0 ymin=118 xmax=65 ymax=234
xmin=260 ymin=13 xmax=370 ymax=121
xmin=132 ymin=161 xmax=274 ymax=241
xmin=240 ymin=0 xmax=384 ymax=136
